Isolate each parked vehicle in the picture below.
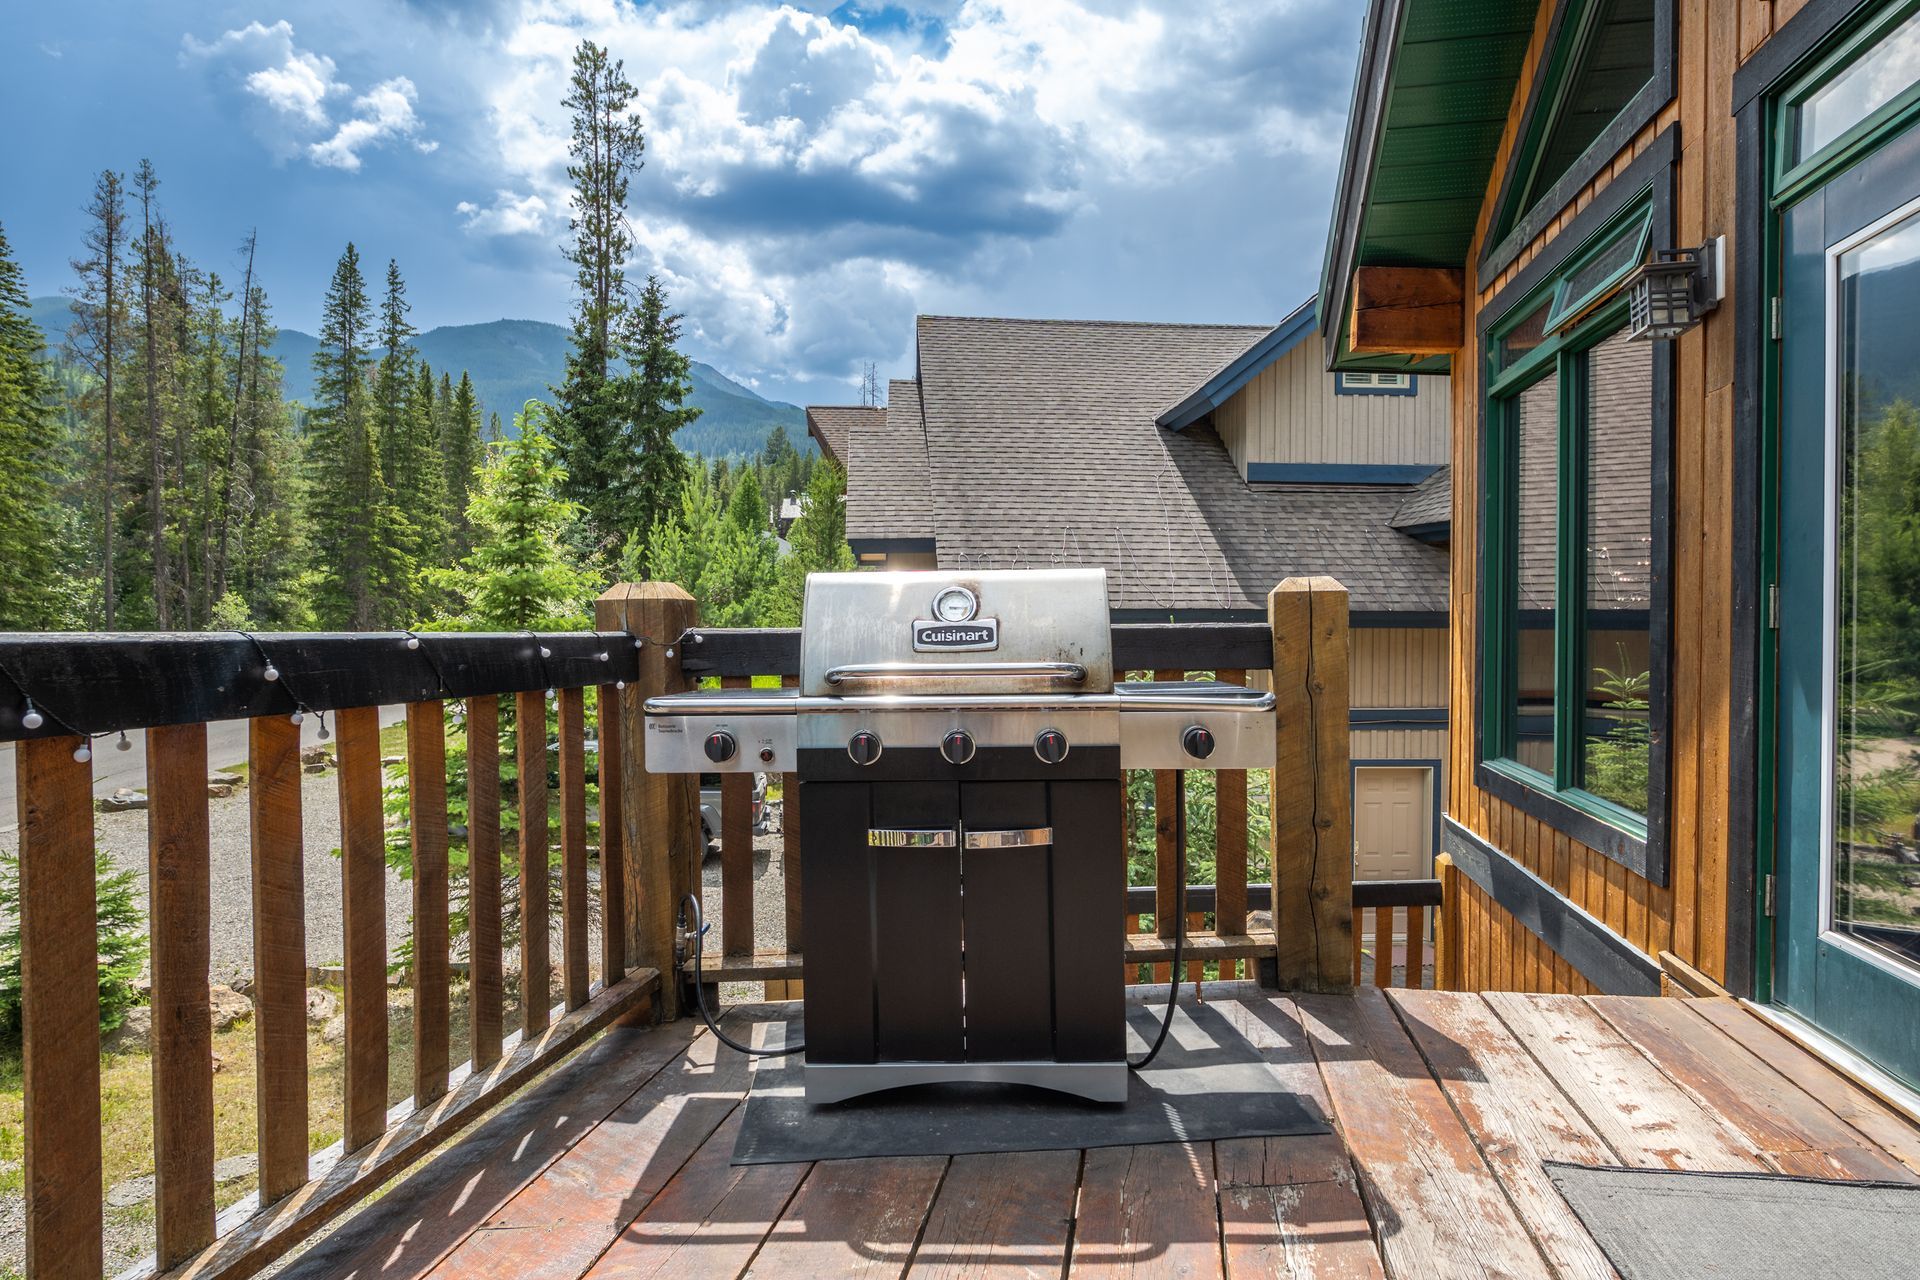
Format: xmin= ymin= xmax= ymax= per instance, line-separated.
xmin=699 ymin=772 xmax=768 ymax=853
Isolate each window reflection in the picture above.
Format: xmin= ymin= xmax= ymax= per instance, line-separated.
xmin=1797 ymin=9 xmax=1920 ymax=164
xmin=1512 ymin=372 xmax=1560 ymax=775
xmin=1832 ymin=206 xmax=1920 ymax=968
xmin=1580 ymin=330 xmax=1654 ymax=814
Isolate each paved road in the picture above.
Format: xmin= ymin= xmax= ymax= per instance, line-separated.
xmin=0 ymin=705 xmax=406 ymax=834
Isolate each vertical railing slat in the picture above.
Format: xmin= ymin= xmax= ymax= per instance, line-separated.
xmin=597 ymin=683 xmax=627 ymax=988
xmin=719 ymin=674 xmax=754 ymax=960
xmin=1352 ymin=911 xmax=1366 ymax=986
xmin=148 ymin=723 xmax=216 ymax=1265
xmin=18 ymin=736 xmax=104 ymax=1280
xmin=1372 ymin=906 xmax=1391 ymax=989
xmin=249 ymin=714 xmax=309 ymax=1203
xmin=467 ymin=696 xmax=505 ymax=1067
xmin=558 ymin=686 xmax=590 ymax=1010
xmin=407 ymin=702 xmax=451 ymax=1107
xmin=1407 ymin=906 xmax=1428 ymax=989
xmin=776 ymin=672 xmax=802 ymax=1000
xmin=337 ymin=705 xmax=389 ymax=1153
xmin=1152 ymin=668 xmax=1181 ymax=950
xmin=1215 ymin=668 xmax=1249 ymax=940
xmin=1434 ymin=852 xmax=1458 ymax=992
xmin=516 ymin=688 xmax=551 ymax=1035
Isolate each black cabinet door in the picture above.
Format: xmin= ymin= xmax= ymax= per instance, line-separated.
xmin=871 ymin=783 xmax=965 ymax=1061
xmin=797 ymin=782 xmax=875 ymax=1063
xmin=1049 ymin=779 xmax=1125 ymax=1061
xmin=961 ymin=782 xmax=1053 ymax=1060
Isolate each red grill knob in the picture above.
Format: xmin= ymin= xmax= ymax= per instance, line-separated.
xmin=1034 ymin=729 xmax=1069 ymax=764
xmin=847 ymin=730 xmax=882 ymax=766
xmin=941 ymin=730 xmax=976 ymax=765
xmin=1182 ymin=725 xmax=1216 ymax=760
xmin=704 ymin=731 xmax=738 ymax=763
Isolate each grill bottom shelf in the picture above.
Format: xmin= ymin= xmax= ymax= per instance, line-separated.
xmin=678 ymin=929 xmax=1283 ymax=984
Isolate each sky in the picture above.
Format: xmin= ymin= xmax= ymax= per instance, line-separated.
xmin=1 ymin=0 xmax=1365 ymax=406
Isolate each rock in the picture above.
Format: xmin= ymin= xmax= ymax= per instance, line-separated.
xmin=312 ymin=964 xmax=346 ymax=986
xmin=321 ymin=1011 xmax=346 ymax=1044
xmin=301 ymin=747 xmax=329 ymax=766
xmin=98 ymin=788 xmax=149 ymax=813
xmin=106 ymin=1005 xmax=152 ymax=1051
xmin=206 ymin=781 xmax=236 ymax=799
xmin=106 ymin=1173 xmax=155 ymax=1209
xmin=209 ymin=984 xmax=253 ymax=1031
xmin=381 ymin=755 xmax=404 ymax=767
xmin=229 ymin=974 xmax=255 ymax=998
xmin=305 ymin=987 xmax=339 ymax=1025
xmin=303 ymin=763 xmax=329 ymax=775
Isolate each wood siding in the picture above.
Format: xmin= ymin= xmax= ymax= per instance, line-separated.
xmin=1448 ymin=0 xmax=1788 ymax=991
xmin=1214 ymin=336 xmax=1450 ymax=477
xmin=1353 ymin=628 xmax=1449 ymax=709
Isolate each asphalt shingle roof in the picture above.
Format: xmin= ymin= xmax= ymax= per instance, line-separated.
xmin=1392 ymin=465 xmax=1452 ymax=532
xmin=869 ymin=314 xmax=1450 ymax=615
xmin=803 ymin=405 xmax=882 ymax=469
xmin=845 ymin=381 xmax=933 ymax=540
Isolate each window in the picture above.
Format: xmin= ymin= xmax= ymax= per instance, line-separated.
xmin=1486 ymin=0 xmax=1669 ymax=274
xmin=1485 ymin=284 xmax=1658 ymax=837
xmin=1775 ymin=1 xmax=1920 ymax=198
xmin=1336 ymin=371 xmax=1415 ymax=395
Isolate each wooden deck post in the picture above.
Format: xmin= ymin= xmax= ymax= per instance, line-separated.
xmin=595 ymin=582 xmax=701 ymax=1020
xmin=1435 ymin=852 xmax=1461 ymax=992
xmin=1268 ymin=576 xmax=1354 ymax=991
xmin=16 ymin=736 xmax=104 ymax=1280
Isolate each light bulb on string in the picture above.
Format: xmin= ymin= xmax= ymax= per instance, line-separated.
xmin=406 ymin=636 xmax=420 ymax=651
xmin=539 ymin=645 xmax=552 ymax=659
xmin=316 ymin=713 xmax=330 ymax=742
xmin=616 ymin=680 xmax=627 ymax=691
xmin=290 ymin=709 xmax=304 ymax=726
xmin=21 ymin=701 xmax=43 ymax=731
xmin=264 ymin=663 xmax=280 ymax=682
xmin=74 ymin=742 xmax=92 ymax=764
xmin=115 ymin=731 xmax=131 ymax=752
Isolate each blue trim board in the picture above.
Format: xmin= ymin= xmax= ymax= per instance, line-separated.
xmin=1157 ymin=298 xmax=1319 ymax=431
xmin=1333 ymin=374 xmax=1419 ymax=398
xmin=1352 ymin=758 xmax=1444 ymax=879
xmin=1248 ymin=463 xmax=1442 ymax=486
xmin=1442 ymin=817 xmax=1662 ymax=995
xmin=849 ymin=537 xmax=936 ymax=554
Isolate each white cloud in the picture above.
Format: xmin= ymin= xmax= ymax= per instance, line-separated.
xmin=183 ymin=21 xmax=436 ymax=171
xmin=310 ymin=78 xmax=435 ymax=171
xmin=446 ymin=0 xmax=1356 ymax=385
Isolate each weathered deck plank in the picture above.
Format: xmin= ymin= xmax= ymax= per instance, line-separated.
xmin=1589 ymin=995 xmax=1920 ymax=1182
xmin=1216 ymin=1134 xmax=1385 ymax=1280
xmin=1069 ymin=1141 xmax=1222 ymax=1279
xmin=1297 ymin=989 xmax=1551 ymax=1279
xmin=748 ymin=1155 xmax=947 ymax=1279
xmin=907 ymin=1149 xmax=1081 ymax=1279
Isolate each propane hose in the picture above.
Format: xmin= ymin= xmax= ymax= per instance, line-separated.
xmin=681 ymin=891 xmax=807 ymax=1057
xmin=1129 ymin=769 xmax=1186 ymax=1072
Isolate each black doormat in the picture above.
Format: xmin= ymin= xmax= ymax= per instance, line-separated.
xmin=1546 ymin=1162 xmax=1920 ymax=1279
xmin=731 ymin=998 xmax=1329 ymax=1165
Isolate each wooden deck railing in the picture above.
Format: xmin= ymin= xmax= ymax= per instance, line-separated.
xmin=2 ymin=631 xmax=659 ymax=1280
xmin=1 ymin=574 xmax=1446 ymax=1277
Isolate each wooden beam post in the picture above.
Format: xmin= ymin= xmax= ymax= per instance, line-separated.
xmin=17 ymin=736 xmax=104 ymax=1280
xmin=1349 ymin=265 xmax=1464 ymax=355
xmin=1434 ymin=852 xmax=1459 ymax=992
xmin=1269 ymin=576 xmax=1354 ymax=991
xmin=595 ymin=581 xmax=701 ymax=1020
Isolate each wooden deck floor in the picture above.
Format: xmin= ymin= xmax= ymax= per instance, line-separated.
xmin=280 ymin=987 xmax=1920 ymax=1279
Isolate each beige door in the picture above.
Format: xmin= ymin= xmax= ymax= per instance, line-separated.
xmin=1354 ymin=766 xmax=1434 ymax=939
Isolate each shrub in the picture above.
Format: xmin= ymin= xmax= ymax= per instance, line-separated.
xmin=0 ymin=848 xmax=148 ymax=1045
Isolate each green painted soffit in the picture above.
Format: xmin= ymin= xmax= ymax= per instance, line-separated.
xmin=1325 ymin=0 xmax=1539 ymax=373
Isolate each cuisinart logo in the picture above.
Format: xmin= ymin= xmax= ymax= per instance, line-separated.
xmin=912 ymin=618 xmax=999 ymax=651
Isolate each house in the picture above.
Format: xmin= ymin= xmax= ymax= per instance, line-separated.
xmin=811 ymin=306 xmax=1455 ymax=894
xmin=800 ymin=404 xmax=880 ymax=472
xmin=1320 ymin=0 xmax=1920 ymax=1088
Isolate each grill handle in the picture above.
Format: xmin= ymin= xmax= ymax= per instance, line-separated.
xmin=963 ymin=827 xmax=1054 ymax=850
xmin=824 ymin=660 xmax=1088 ymax=685
xmin=868 ymin=828 xmax=959 ymax=848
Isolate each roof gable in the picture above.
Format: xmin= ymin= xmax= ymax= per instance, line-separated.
xmin=1156 ymin=298 xmax=1318 ymax=432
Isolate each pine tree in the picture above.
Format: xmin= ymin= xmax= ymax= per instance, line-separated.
xmin=442 ymin=370 xmax=483 ymax=554
xmin=553 ymin=38 xmax=647 ymax=559
xmin=390 ymin=359 xmax=450 ymax=617
xmin=622 ymin=274 xmax=697 ymax=555
xmin=230 ymin=280 xmax=304 ymax=626
xmin=0 ymin=222 xmax=67 ymax=628
xmin=373 ymin=259 xmax=416 ymax=479
xmin=430 ymin=403 xmax=598 ymax=630
xmin=308 ymin=243 xmax=385 ymax=629
xmin=766 ymin=459 xmax=854 ymax=626
xmin=641 ymin=470 xmax=775 ymax=626
xmin=68 ymin=169 xmax=127 ymax=625
xmin=133 ymin=159 xmax=174 ymax=626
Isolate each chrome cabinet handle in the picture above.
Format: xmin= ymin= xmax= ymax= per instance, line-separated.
xmin=963 ymin=827 xmax=1054 ymax=850
xmin=868 ymin=828 xmax=959 ymax=848
xmin=825 ymin=661 xmax=1088 ymax=685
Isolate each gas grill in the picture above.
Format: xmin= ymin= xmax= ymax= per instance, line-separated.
xmin=644 ymin=568 xmax=1275 ymax=1104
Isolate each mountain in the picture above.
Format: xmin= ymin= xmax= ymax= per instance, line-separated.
xmin=26 ymin=298 xmax=808 ymax=459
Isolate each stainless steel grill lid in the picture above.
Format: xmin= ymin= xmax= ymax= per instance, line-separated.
xmin=798 ymin=568 xmax=1114 ymax=697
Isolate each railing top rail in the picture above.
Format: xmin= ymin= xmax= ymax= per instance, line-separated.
xmin=679 ymin=619 xmax=1275 ymax=679
xmin=0 ymin=631 xmax=640 ymax=742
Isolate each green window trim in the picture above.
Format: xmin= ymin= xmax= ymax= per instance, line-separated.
xmin=1482 ymin=0 xmax=1674 ymax=282
xmin=1771 ymin=0 xmax=1920 ymax=205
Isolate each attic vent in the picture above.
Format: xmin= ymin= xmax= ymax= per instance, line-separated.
xmin=1337 ymin=372 xmax=1414 ymax=394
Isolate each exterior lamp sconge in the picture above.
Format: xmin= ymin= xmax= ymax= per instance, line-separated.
xmin=1627 ymin=235 xmax=1725 ymax=340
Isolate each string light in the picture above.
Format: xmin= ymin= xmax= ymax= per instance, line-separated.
xmin=263 ymin=662 xmax=280 ymax=682
xmin=316 ymin=712 xmax=330 ymax=742
xmin=616 ymin=680 xmax=628 ymax=691
xmin=405 ymin=635 xmax=420 ymax=651
xmin=21 ymin=700 xmax=43 ymax=731
xmin=290 ymin=710 xmax=304 ymax=726
xmin=74 ymin=742 xmax=92 ymax=764
xmin=115 ymin=731 xmax=131 ymax=752
xmin=539 ymin=645 xmax=552 ymax=659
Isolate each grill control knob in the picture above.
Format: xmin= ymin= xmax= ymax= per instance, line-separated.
xmin=1181 ymin=725 xmax=1216 ymax=760
xmin=847 ymin=730 xmax=883 ymax=766
xmin=941 ymin=729 xmax=976 ymax=765
xmin=704 ymin=731 xmax=738 ymax=763
xmin=1034 ymin=728 xmax=1070 ymax=764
